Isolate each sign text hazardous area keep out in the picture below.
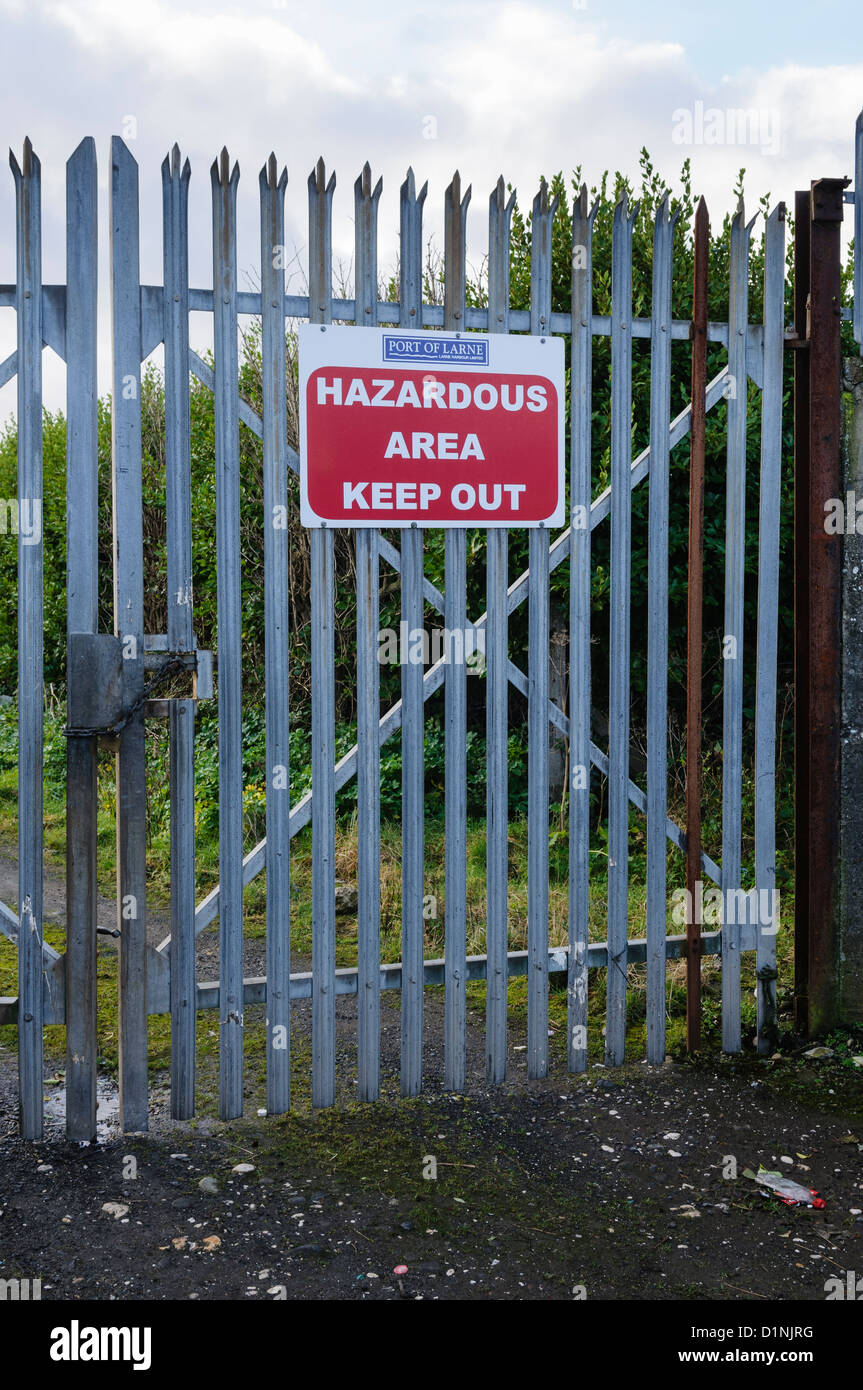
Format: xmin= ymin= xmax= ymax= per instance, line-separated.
xmin=299 ymin=325 xmax=565 ymax=527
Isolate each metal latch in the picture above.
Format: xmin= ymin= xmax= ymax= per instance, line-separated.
xmin=65 ymin=632 xmax=213 ymax=742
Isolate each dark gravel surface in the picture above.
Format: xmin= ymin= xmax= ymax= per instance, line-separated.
xmin=2 ymin=1039 xmax=862 ymax=1301
xmin=2 ymin=847 xmax=862 ymax=1302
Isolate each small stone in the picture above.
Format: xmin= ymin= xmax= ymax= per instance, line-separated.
xmin=334 ymin=882 xmax=358 ymax=915
xmin=803 ymin=1046 xmax=833 ymax=1059
xmin=232 ymin=1163 xmax=255 ymax=1175
xmin=198 ymin=1176 xmax=219 ymax=1195
xmin=101 ymin=1202 xmax=129 ymax=1220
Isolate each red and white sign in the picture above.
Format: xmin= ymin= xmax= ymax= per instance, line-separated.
xmin=299 ymin=325 xmax=565 ymax=527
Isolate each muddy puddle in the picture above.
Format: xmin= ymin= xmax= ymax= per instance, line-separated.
xmin=41 ymin=1075 xmax=121 ymax=1143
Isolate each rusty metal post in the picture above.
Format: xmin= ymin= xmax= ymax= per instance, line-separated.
xmin=803 ymin=177 xmax=848 ymax=1033
xmin=792 ymin=189 xmax=811 ymax=1032
xmin=685 ymin=197 xmax=708 ymax=1052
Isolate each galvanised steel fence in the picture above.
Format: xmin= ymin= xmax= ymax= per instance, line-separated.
xmin=3 ymin=124 xmax=832 ymax=1141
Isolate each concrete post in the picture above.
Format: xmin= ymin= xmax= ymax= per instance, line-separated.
xmin=839 ymin=357 xmax=863 ymax=1023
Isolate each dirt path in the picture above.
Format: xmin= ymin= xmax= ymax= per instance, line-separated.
xmin=0 ymin=843 xmax=265 ymax=979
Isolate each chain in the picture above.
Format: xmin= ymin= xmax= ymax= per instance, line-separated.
xmin=64 ymin=656 xmax=189 ymax=740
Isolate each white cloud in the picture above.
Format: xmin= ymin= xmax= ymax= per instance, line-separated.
xmin=439 ymin=3 xmax=684 ymax=138
xmin=47 ymin=0 xmax=360 ymax=94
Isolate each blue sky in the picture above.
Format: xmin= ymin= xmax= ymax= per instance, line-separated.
xmin=0 ymin=0 xmax=861 ymax=413
xmin=572 ymin=0 xmax=863 ymax=79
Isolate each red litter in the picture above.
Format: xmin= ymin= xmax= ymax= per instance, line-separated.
xmin=746 ymin=1167 xmax=825 ymax=1209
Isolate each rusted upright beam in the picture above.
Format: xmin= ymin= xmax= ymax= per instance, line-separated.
xmin=804 ymin=177 xmax=848 ymax=1033
xmin=792 ymin=189 xmax=811 ymax=1033
xmin=685 ymin=197 xmax=708 ymax=1052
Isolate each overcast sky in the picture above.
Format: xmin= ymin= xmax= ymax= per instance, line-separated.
xmin=0 ymin=0 xmax=862 ymax=417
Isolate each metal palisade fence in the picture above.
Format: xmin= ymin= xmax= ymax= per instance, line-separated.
xmin=1 ymin=124 xmax=830 ymax=1142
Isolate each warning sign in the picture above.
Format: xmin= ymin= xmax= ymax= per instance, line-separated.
xmin=299 ymin=325 xmax=565 ymax=528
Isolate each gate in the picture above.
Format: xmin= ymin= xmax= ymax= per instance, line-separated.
xmin=0 ymin=129 xmax=825 ymax=1142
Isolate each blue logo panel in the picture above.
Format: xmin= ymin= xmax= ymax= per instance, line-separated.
xmin=383 ymin=334 xmax=489 ymax=366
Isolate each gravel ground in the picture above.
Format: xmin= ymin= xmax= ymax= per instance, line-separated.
xmin=1 ymin=851 xmax=862 ymax=1303
xmin=2 ymin=1039 xmax=862 ymax=1302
